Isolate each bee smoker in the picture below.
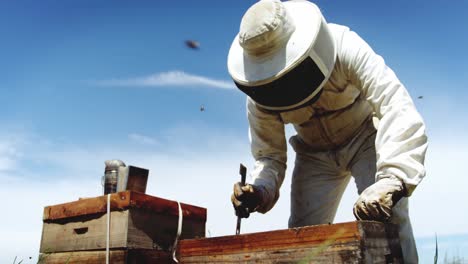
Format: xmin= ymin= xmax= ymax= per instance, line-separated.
xmin=103 ymin=159 xmax=126 ymax=194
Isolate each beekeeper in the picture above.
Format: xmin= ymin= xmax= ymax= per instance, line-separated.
xmin=228 ymin=1 xmax=428 ymax=263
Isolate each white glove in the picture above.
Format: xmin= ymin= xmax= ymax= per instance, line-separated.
xmin=353 ymin=176 xmax=406 ymax=222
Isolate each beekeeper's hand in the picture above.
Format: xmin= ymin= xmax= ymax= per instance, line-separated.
xmin=231 ymin=183 xmax=266 ymax=218
xmin=353 ymin=176 xmax=407 ymax=222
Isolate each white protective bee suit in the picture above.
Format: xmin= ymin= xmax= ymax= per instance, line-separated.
xmin=228 ymin=1 xmax=428 ymax=263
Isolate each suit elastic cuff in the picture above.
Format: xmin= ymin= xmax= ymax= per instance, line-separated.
xmin=252 ymin=178 xmax=278 ymax=213
xmin=376 ymin=174 xmax=408 ymax=197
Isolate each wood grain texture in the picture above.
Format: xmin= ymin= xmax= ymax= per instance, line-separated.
xmin=179 ymin=221 xmax=360 ymax=256
xmin=41 ymin=208 xmax=206 ymax=253
xmin=174 ymin=221 xmax=402 ymax=263
xmin=38 ymin=250 xmax=127 ymax=264
xmin=359 ymin=221 xmax=403 ymax=263
xmin=39 ymin=222 xmax=402 ymax=263
xmin=43 ymin=191 xmax=206 ymax=222
xmin=38 ymin=250 xmax=172 ymax=264
xmin=40 ymin=211 xmax=130 ymax=253
xmin=40 ymin=193 xmax=206 ymax=253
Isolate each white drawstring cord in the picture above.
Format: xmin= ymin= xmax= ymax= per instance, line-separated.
xmin=106 ymin=194 xmax=111 ymax=264
xmin=172 ymin=202 xmax=183 ymax=263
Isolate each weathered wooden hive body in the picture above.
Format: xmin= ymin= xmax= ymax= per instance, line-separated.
xmin=40 ymin=191 xmax=206 ymax=258
xmin=40 ymin=192 xmax=402 ymax=263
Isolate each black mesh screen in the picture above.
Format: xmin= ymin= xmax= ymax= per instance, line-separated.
xmin=234 ymin=57 xmax=325 ymax=109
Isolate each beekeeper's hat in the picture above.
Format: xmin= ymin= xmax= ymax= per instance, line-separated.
xmin=227 ymin=0 xmax=336 ymax=111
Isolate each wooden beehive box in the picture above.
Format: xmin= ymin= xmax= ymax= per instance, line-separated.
xmin=40 ymin=191 xmax=206 ymax=254
xmin=176 ymin=221 xmax=403 ymax=263
xmin=40 ymin=221 xmax=403 ymax=263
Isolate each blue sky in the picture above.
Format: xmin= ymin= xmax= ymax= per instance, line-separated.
xmin=1 ymin=0 xmax=467 ymax=263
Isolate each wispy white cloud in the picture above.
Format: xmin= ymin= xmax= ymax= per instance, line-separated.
xmin=96 ymin=70 xmax=236 ymax=90
xmin=128 ymin=133 xmax=159 ymax=146
xmin=0 ymin=149 xmax=18 ymax=172
xmin=0 ymin=136 xmax=24 ymax=172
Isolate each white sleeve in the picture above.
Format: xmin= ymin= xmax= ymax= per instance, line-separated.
xmin=340 ymin=29 xmax=428 ymax=196
xmin=247 ymin=97 xmax=287 ymax=212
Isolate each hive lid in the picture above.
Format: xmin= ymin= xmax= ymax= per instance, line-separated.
xmin=43 ymin=191 xmax=207 ymax=222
